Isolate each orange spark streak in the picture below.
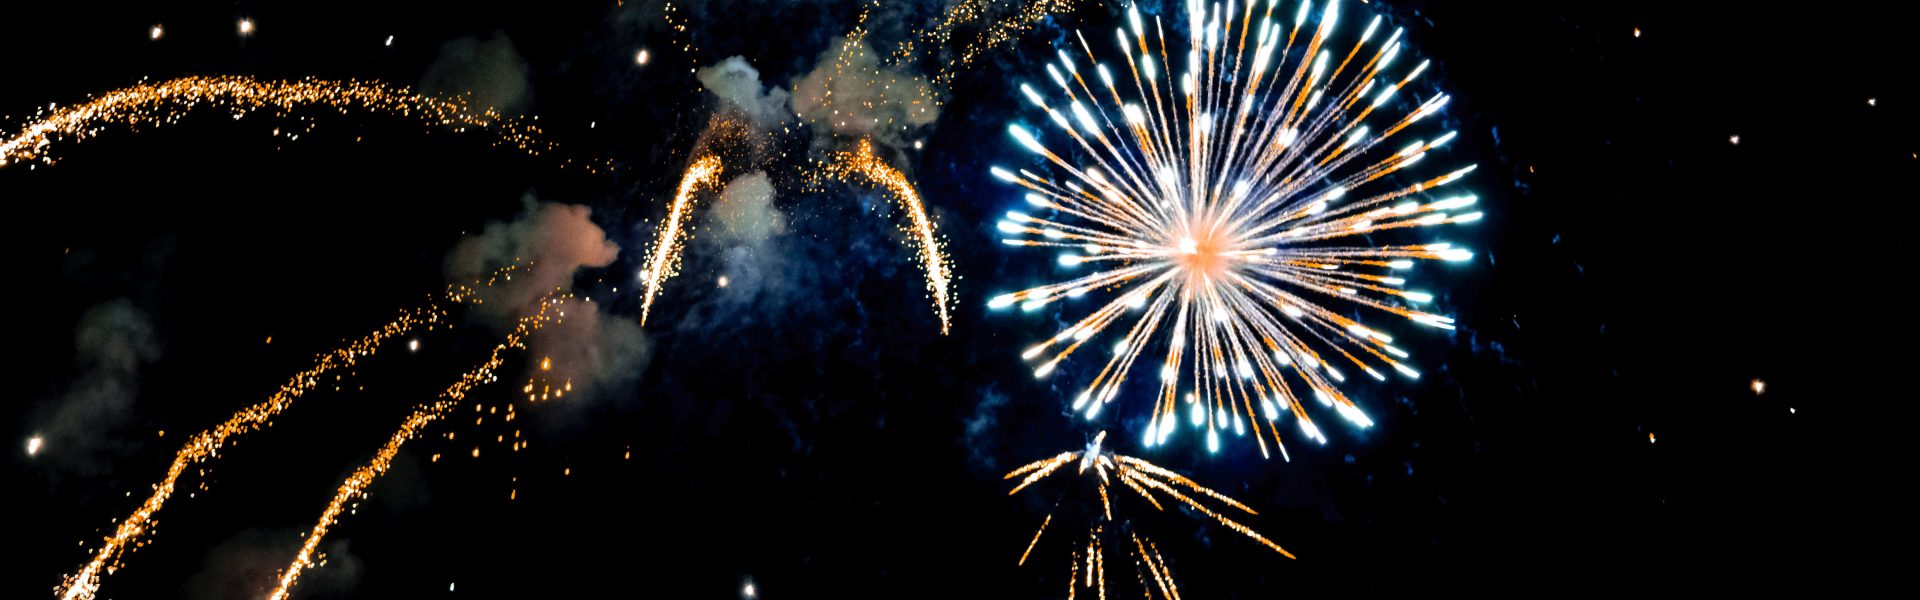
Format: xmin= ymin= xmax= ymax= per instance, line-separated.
xmin=638 ymin=155 xmax=726 ymax=325
xmin=823 ymin=140 xmax=956 ymax=333
xmin=269 ymin=296 xmax=567 ymax=599
xmin=54 ymin=306 xmax=444 ymax=600
xmin=2 ymin=75 xmax=591 ymax=171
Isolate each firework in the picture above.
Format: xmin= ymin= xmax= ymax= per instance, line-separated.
xmin=1008 ymin=432 xmax=1291 ymax=599
xmin=1 ymin=76 xmax=590 ymax=171
xmin=988 ymin=0 xmax=1478 ymax=458
xmin=639 ymin=155 xmax=727 ymax=326
xmin=822 ymin=140 xmax=956 ymax=333
xmin=897 ymin=0 xmax=1088 ymax=86
xmin=53 ymin=305 xmax=445 ymax=600
xmin=269 ymin=294 xmax=569 ymax=599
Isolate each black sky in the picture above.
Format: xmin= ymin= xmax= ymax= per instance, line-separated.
xmin=5 ymin=1 xmax=1915 ymax=598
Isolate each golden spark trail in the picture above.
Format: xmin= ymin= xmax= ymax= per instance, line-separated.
xmin=1 ymin=75 xmax=585 ymax=170
xmin=824 ymin=140 xmax=956 ymax=333
xmin=1006 ymin=432 xmax=1290 ymax=598
xmin=269 ymin=295 xmax=568 ymax=599
xmin=989 ymin=0 xmax=1480 ymax=458
xmin=54 ymin=306 xmax=445 ymax=600
xmin=639 ymin=155 xmax=726 ymax=326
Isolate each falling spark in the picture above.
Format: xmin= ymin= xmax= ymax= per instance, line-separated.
xmin=27 ymin=436 xmax=42 ymax=456
xmin=149 ymin=25 xmax=163 ymax=41
xmin=1750 ymin=378 xmax=1766 ymax=395
xmin=718 ymin=275 xmax=730 ymax=288
xmin=1729 ymin=135 xmax=1741 ymax=145
xmin=990 ymin=0 xmax=1475 ymax=458
xmin=822 ymin=139 xmax=957 ymax=333
xmin=637 ymin=49 xmax=650 ymax=65
xmin=269 ymin=295 xmax=568 ymax=599
xmin=54 ymin=305 xmax=448 ymax=600
xmin=2 ymin=76 xmax=589 ymax=171
xmin=1008 ymin=432 xmax=1291 ymax=598
xmin=639 ymin=155 xmax=726 ymax=325
xmin=238 ymin=19 xmax=254 ymax=36
xmin=385 ymin=35 xmax=394 ymax=47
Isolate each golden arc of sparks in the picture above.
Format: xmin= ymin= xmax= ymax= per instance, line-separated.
xmin=990 ymin=0 xmax=1478 ymax=459
xmin=1 ymin=75 xmax=585 ymax=171
xmin=53 ymin=306 xmax=445 ymax=600
xmin=639 ymin=155 xmax=727 ymax=326
xmin=1007 ymin=432 xmax=1291 ymax=599
xmin=269 ymin=294 xmax=569 ymax=599
xmin=823 ymin=140 xmax=957 ymax=333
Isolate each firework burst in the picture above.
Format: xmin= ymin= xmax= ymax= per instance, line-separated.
xmin=1008 ymin=431 xmax=1291 ymax=599
xmin=988 ymin=0 xmax=1479 ymax=459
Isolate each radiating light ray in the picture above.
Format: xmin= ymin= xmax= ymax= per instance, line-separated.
xmin=990 ymin=0 xmax=1476 ymax=458
xmin=1 ymin=75 xmax=594 ymax=171
xmin=269 ymin=294 xmax=570 ymax=599
xmin=822 ymin=140 xmax=956 ymax=333
xmin=1008 ymin=432 xmax=1291 ymax=598
xmin=53 ymin=305 xmax=447 ymax=600
xmin=639 ymin=155 xmax=726 ymax=326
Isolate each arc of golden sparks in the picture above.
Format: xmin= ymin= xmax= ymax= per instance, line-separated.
xmin=989 ymin=0 xmax=1479 ymax=459
xmin=1007 ymin=431 xmax=1291 ymax=599
xmin=1 ymin=75 xmax=584 ymax=170
xmin=269 ymin=293 xmax=570 ymax=599
xmin=640 ymin=146 xmax=956 ymax=334
xmin=823 ymin=140 xmax=956 ymax=333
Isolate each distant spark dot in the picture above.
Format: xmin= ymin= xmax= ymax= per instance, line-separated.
xmin=1789 ymin=407 xmax=1796 ymax=414
xmin=1750 ymin=378 xmax=1766 ymax=395
xmin=1648 ymin=432 xmax=1656 ymax=444
xmin=385 ymin=35 xmax=394 ymax=47
xmin=1633 ymin=27 xmax=1641 ymax=37
xmin=238 ymin=18 xmax=254 ymax=35
xmin=717 ymin=275 xmax=730 ymax=288
xmin=408 ymin=339 xmax=421 ymax=353
xmin=636 ymin=49 xmax=650 ymax=65
xmin=150 ymin=25 xmax=163 ymax=40
xmin=27 ymin=436 xmax=43 ymax=456
xmin=1728 ymin=135 xmax=1741 ymax=145
xmin=1867 ymin=97 xmax=1876 ymax=107
xmin=743 ymin=582 xmax=756 ymax=598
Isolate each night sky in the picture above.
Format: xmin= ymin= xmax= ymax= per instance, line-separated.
xmin=6 ymin=1 xmax=1914 ymax=598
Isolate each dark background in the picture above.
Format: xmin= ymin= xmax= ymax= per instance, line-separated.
xmin=5 ymin=1 xmax=1913 ymax=598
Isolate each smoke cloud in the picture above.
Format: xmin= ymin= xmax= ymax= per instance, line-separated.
xmin=792 ymin=36 xmax=940 ymax=148
xmin=710 ymin=171 xmax=785 ymax=245
xmin=420 ymin=31 xmax=532 ymax=114
xmin=696 ymin=56 xmax=794 ymax=128
xmin=446 ymin=199 xmax=646 ymax=397
xmin=35 ymin=299 xmax=158 ymax=473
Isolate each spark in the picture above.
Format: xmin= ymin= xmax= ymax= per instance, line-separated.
xmin=1750 ymin=378 xmax=1766 ymax=395
xmin=54 ymin=304 xmax=450 ymax=600
xmin=718 ymin=275 xmax=730 ymax=288
xmin=269 ymin=295 xmax=568 ymax=599
xmin=637 ymin=49 xmax=650 ymax=65
xmin=238 ymin=18 xmax=254 ymax=36
xmin=2 ymin=76 xmax=590 ymax=171
xmin=385 ymin=35 xmax=394 ymax=47
xmin=149 ymin=25 xmax=163 ymax=41
xmin=822 ymin=140 xmax=957 ymax=333
xmin=408 ymin=339 xmax=420 ymax=353
xmin=743 ymin=581 xmax=757 ymax=598
xmin=27 ymin=436 xmax=42 ymax=456
xmin=1729 ymin=135 xmax=1741 ymax=145
xmin=990 ymin=0 xmax=1475 ymax=458
xmin=1008 ymin=432 xmax=1291 ymax=598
